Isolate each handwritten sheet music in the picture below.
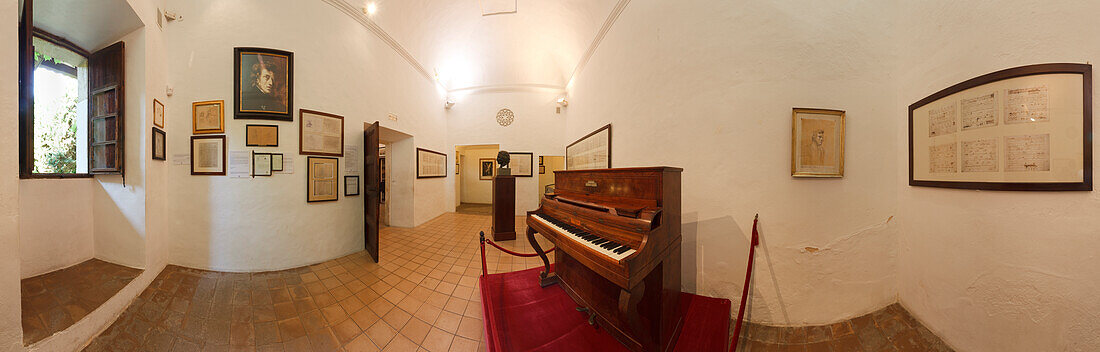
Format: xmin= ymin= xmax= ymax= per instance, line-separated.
xmin=960 ymin=93 xmax=997 ymax=130
xmin=1005 ymin=134 xmax=1050 ymax=172
xmin=301 ymin=111 xmax=343 ymax=155
xmin=961 ymin=138 xmax=997 ymax=172
xmin=928 ymin=104 xmax=957 ymax=137
xmin=1005 ymin=86 xmax=1049 ymax=124
xmin=929 ymin=143 xmax=957 ymax=173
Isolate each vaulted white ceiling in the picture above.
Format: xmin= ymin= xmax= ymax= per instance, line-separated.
xmin=352 ymin=0 xmax=620 ymax=92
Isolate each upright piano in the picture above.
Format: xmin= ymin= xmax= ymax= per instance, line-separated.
xmin=525 ymin=167 xmax=683 ymax=352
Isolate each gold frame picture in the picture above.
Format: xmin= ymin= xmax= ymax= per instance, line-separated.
xmin=791 ymin=108 xmax=845 ymax=178
xmin=307 ymin=156 xmax=339 ymax=202
xmin=192 ymin=100 xmax=225 ymax=134
xmin=153 ymin=98 xmax=164 ymax=128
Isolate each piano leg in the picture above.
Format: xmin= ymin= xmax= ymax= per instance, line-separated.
xmin=527 ymin=226 xmax=559 ymax=287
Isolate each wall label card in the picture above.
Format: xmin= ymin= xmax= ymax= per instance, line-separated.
xmin=909 ymin=63 xmax=1091 ymax=191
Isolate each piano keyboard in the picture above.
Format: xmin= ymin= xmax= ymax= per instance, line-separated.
xmin=532 ymin=214 xmax=637 ymax=261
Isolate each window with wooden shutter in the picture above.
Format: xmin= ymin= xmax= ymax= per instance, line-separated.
xmin=87 ymin=41 xmax=124 ymax=174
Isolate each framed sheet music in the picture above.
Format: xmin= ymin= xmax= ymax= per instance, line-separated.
xmin=307 ymin=156 xmax=339 ymax=202
xmin=909 ymin=63 xmax=1092 ymax=191
xmin=191 ymin=135 xmax=226 ymax=175
xmin=246 ymin=124 xmax=279 ymax=147
xmin=566 ymin=124 xmax=611 ymax=170
xmin=416 ymin=148 xmax=447 ymax=178
xmin=299 ymin=109 xmax=344 ymax=156
xmin=509 ymin=152 xmax=534 ymax=177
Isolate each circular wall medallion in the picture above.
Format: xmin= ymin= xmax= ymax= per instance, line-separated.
xmin=496 ymin=108 xmax=514 ymax=127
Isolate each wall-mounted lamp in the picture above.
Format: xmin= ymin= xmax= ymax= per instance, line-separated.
xmin=365 ymin=3 xmax=378 ymax=15
xmin=157 ymin=9 xmax=182 ymax=29
xmin=556 ymin=98 xmax=568 ymax=107
xmin=444 ymin=99 xmax=456 ymax=109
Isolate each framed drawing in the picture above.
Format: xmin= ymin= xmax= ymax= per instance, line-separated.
xmin=509 ymin=152 xmax=534 ymax=177
xmin=909 ymin=63 xmax=1092 ymax=191
xmin=234 ymin=47 xmax=293 ymax=121
xmin=191 ymin=135 xmax=226 ymax=175
xmin=479 ymin=158 xmax=495 ymax=180
xmin=252 ymin=152 xmax=272 ymax=176
xmin=153 ymin=99 xmax=164 ymax=128
xmin=299 ymin=109 xmax=344 ymax=156
xmin=540 ymin=165 xmax=546 ymax=174
xmin=416 ymin=148 xmax=447 ymax=178
xmin=151 ymin=128 xmax=166 ymax=161
xmin=307 ymin=156 xmax=339 ymax=202
xmin=271 ymin=153 xmax=284 ymax=171
xmin=345 ymin=176 xmax=360 ymax=196
xmin=566 ymin=124 xmax=611 ymax=170
xmin=792 ymin=108 xmax=845 ymax=177
xmin=246 ymin=124 xmax=279 ymax=147
xmin=192 ymin=100 xmax=224 ymax=134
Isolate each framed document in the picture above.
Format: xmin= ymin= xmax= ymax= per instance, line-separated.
xmin=191 ymin=135 xmax=226 ymax=175
xmin=192 ymin=100 xmax=224 ymax=134
xmin=909 ymin=63 xmax=1092 ymax=191
xmin=566 ymin=124 xmax=611 ymax=170
xmin=246 ymin=124 xmax=279 ymax=147
xmin=152 ymin=128 xmax=166 ymax=161
xmin=234 ymin=47 xmax=293 ymax=121
xmin=307 ymin=156 xmax=339 ymax=202
xmin=153 ymin=99 xmax=164 ymax=128
xmin=252 ymin=152 xmax=272 ymax=176
xmin=271 ymin=153 xmax=284 ymax=171
xmin=299 ymin=109 xmax=344 ymax=156
xmin=479 ymin=158 xmax=495 ymax=180
xmin=345 ymin=176 xmax=360 ymax=196
xmin=792 ymin=108 xmax=845 ymax=177
xmin=416 ymin=148 xmax=447 ymax=178
xmin=539 ymin=165 xmax=546 ymax=174
xmin=509 ymin=152 xmax=534 ymax=177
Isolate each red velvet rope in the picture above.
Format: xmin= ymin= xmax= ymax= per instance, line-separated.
xmin=484 ymin=238 xmax=555 ymax=257
xmin=730 ymin=215 xmax=761 ymax=352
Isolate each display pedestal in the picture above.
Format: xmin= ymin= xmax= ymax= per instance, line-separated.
xmin=491 ymin=175 xmax=516 ymax=241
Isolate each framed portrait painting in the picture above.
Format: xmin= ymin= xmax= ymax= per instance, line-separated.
xmin=479 ymin=158 xmax=495 ymax=180
xmin=791 ymin=108 xmax=845 ymax=177
xmin=234 ymin=47 xmax=293 ymax=121
xmin=192 ymin=100 xmax=224 ymax=134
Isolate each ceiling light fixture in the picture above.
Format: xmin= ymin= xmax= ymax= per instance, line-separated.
xmin=365 ymin=2 xmax=378 ymax=15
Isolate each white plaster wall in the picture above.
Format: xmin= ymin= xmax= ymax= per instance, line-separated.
xmin=563 ymin=0 xmax=900 ymax=325
xmin=445 ymin=90 xmax=566 ymax=214
xmin=458 ymin=147 xmax=497 ymax=204
xmin=2 ymin=1 xmax=26 ymax=350
xmin=895 ymin=1 xmax=1100 ymax=350
xmin=18 ymin=179 xmax=94 ymax=278
xmin=162 ymin=0 xmax=448 ymax=271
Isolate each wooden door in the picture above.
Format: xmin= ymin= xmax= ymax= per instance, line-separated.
xmin=364 ymin=121 xmax=380 ymax=262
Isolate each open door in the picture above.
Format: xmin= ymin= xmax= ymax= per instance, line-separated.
xmin=364 ymin=121 xmax=380 ymax=262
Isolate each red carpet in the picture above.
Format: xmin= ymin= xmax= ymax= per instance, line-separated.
xmin=480 ymin=266 xmax=731 ymax=352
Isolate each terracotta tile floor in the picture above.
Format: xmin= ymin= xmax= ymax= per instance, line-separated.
xmin=22 ymin=258 xmax=143 ymax=345
xmin=84 ymin=213 xmax=552 ymax=351
xmin=734 ymin=303 xmax=954 ymax=352
xmin=81 ymin=212 xmax=954 ymax=351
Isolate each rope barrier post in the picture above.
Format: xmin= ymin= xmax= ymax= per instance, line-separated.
xmin=480 ymin=231 xmax=488 ymax=276
xmin=730 ymin=214 xmax=760 ymax=352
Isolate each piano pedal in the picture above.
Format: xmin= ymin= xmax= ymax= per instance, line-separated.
xmin=575 ymin=307 xmax=597 ymax=326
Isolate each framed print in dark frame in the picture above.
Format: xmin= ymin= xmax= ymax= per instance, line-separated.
xmin=252 ymin=151 xmax=272 ymax=176
xmin=508 ymin=152 xmax=534 ymax=177
xmin=271 ymin=153 xmax=284 ymax=171
xmin=234 ymin=47 xmax=293 ymax=121
xmin=416 ymin=148 xmax=447 ymax=178
xmin=479 ymin=158 xmax=495 ymax=180
xmin=345 ymin=176 xmax=360 ymax=196
xmin=909 ymin=63 xmax=1092 ymax=191
xmin=245 ymin=124 xmax=279 ymax=147
xmin=566 ymin=124 xmax=611 ymax=170
xmin=151 ymin=127 xmax=166 ymax=161
xmin=299 ymin=109 xmax=344 ymax=156
xmin=190 ymin=135 xmax=226 ymax=176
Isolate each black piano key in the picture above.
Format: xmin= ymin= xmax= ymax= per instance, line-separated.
xmin=605 ymin=244 xmax=620 ymax=251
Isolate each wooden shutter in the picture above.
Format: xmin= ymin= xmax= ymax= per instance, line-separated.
xmin=18 ymin=0 xmax=32 ymax=177
xmin=88 ymin=41 xmax=124 ymax=174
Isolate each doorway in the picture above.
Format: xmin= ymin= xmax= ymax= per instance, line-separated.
xmin=538 ymin=155 xmax=565 ymax=195
xmin=455 ymin=144 xmax=499 ymax=215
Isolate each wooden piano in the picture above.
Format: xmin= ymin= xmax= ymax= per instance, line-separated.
xmin=525 ymin=167 xmax=683 ymax=352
